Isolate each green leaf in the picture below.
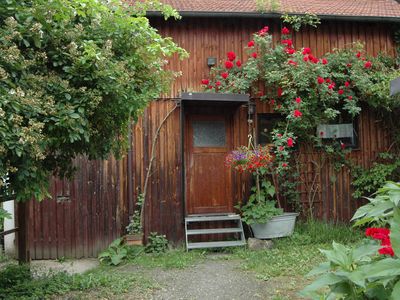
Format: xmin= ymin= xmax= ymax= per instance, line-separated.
xmin=390 ymin=208 xmax=400 ymax=256
xmin=301 ymin=273 xmax=344 ymax=295
xmin=307 ymin=261 xmax=330 ymax=276
xmin=391 ymin=280 xmax=400 ymax=300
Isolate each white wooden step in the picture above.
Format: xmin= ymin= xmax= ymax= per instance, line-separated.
xmin=187 ymin=240 xmax=246 ymax=249
xmin=186 ymin=228 xmax=242 ymax=235
xmin=185 ymin=214 xmax=241 ymax=222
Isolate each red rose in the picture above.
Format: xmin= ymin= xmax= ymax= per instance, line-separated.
xmin=287 ymin=137 xmax=294 ymax=147
xmin=248 ymin=40 xmax=255 ymax=47
xmin=221 ymin=72 xmax=228 ymax=79
xmin=277 ymin=87 xmax=283 ymax=97
xmin=322 ymin=58 xmax=328 ymax=65
xmin=258 ymin=26 xmax=269 ymax=36
xmin=281 ymin=39 xmax=293 ymax=47
xmin=295 ymin=97 xmax=301 ymax=104
xmin=201 ymin=79 xmax=209 ymax=85
xmin=356 ymin=51 xmax=361 ymax=58
xmin=293 ymin=109 xmax=302 ymax=118
xmin=225 ymin=61 xmax=234 ymax=69
xmin=317 ymin=77 xmax=324 ymax=84
xmin=345 ymin=81 xmax=350 ymax=87
xmin=236 ymin=60 xmax=242 ymax=67
xmin=227 ymin=51 xmax=236 ymax=61
xmin=364 ymin=61 xmax=372 ymax=68
xmin=215 ymin=81 xmax=221 ymax=87
xmin=286 ymin=47 xmax=295 ymax=55
xmin=251 ymin=52 xmax=258 ymax=59
xmin=338 ymin=89 xmax=344 ymax=95
xmin=281 ymin=27 xmax=290 ymax=35
xmin=302 ymin=47 xmax=311 ymax=55
xmin=348 ymin=96 xmax=353 ymax=100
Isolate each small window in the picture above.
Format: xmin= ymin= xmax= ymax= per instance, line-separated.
xmin=193 ymin=120 xmax=226 ymax=147
xmin=257 ymin=113 xmax=284 ymax=145
xmin=317 ymin=113 xmax=359 ymax=149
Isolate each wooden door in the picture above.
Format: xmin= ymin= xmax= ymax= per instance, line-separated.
xmin=185 ymin=113 xmax=233 ymax=215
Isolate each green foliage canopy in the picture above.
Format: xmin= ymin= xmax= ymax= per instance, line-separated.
xmin=0 ymin=0 xmax=187 ymax=201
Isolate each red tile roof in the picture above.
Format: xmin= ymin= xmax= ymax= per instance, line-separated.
xmin=143 ymin=0 xmax=400 ymax=19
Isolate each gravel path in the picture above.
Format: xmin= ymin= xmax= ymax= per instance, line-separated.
xmin=150 ymin=256 xmax=273 ymax=300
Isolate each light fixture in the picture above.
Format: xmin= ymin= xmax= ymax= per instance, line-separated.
xmin=248 ymin=102 xmax=256 ymax=115
xmin=207 ymin=57 xmax=217 ymax=68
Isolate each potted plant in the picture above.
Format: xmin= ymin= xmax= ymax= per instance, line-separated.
xmin=124 ymin=193 xmax=144 ymax=246
xmin=226 ymin=143 xmax=298 ymax=239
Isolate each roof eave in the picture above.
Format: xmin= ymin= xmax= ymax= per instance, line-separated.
xmin=147 ymin=11 xmax=400 ymax=23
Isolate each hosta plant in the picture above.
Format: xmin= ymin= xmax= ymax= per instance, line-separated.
xmin=301 ymin=182 xmax=400 ymax=299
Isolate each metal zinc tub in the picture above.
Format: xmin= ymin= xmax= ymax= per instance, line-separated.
xmin=250 ymin=212 xmax=299 ymax=239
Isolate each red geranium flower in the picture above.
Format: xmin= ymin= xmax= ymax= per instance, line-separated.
xmin=347 ymin=63 xmax=352 ymax=67
xmin=312 ymin=57 xmax=319 ymax=64
xmin=293 ymin=109 xmax=302 ymax=118
xmin=287 ymin=137 xmax=294 ymax=147
xmin=288 ymin=60 xmax=297 ymax=66
xmin=236 ymin=60 xmax=242 ymax=67
xmin=221 ymin=72 xmax=229 ymax=79
xmin=328 ymin=83 xmax=335 ymax=90
xmin=326 ymin=78 xmax=331 ymax=83
xmin=364 ymin=61 xmax=372 ymax=68
xmin=338 ymin=89 xmax=344 ymax=95
xmin=303 ymin=55 xmax=309 ymax=62
xmin=322 ymin=58 xmax=328 ymax=65
xmin=248 ymin=40 xmax=255 ymax=47
xmin=302 ymin=47 xmax=311 ymax=55
xmin=282 ymin=163 xmax=288 ymax=168
xmin=379 ymin=246 xmax=394 ymax=257
xmin=227 ymin=51 xmax=236 ymax=61
xmin=251 ymin=52 xmax=258 ymax=59
xmin=225 ymin=61 xmax=234 ymax=69
xmin=317 ymin=77 xmax=324 ymax=84
xmin=356 ymin=51 xmax=361 ymax=58
xmin=215 ymin=81 xmax=221 ymax=87
xmin=281 ymin=27 xmax=290 ymax=35
xmin=270 ymin=99 xmax=275 ymax=105
xmin=345 ymin=81 xmax=350 ymax=87
xmin=208 ymin=85 xmax=213 ymax=89
xmin=348 ymin=96 xmax=353 ymax=100
xmin=295 ymin=97 xmax=301 ymax=104
xmin=279 ymin=146 xmax=284 ymax=151
xmin=201 ymin=79 xmax=209 ymax=85
xmin=340 ymin=142 xmax=345 ymax=150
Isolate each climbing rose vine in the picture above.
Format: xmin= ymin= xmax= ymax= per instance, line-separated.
xmin=202 ymin=25 xmax=400 ymax=174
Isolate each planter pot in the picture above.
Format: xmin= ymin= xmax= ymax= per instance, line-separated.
xmin=124 ymin=233 xmax=143 ymax=246
xmin=250 ymin=212 xmax=299 ymax=239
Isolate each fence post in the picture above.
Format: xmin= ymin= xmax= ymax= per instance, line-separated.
xmin=17 ymin=201 xmax=30 ymax=263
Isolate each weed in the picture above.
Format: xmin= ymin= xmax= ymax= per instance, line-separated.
xmin=0 ymin=263 xmax=154 ymax=299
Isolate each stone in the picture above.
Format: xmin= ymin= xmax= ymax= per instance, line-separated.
xmin=247 ymin=238 xmax=274 ymax=250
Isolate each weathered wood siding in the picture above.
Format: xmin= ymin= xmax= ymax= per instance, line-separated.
xmin=29 ymin=17 xmax=396 ymax=258
xmin=29 ymin=156 xmax=129 ymax=259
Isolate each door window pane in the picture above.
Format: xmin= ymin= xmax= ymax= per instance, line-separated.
xmin=193 ymin=120 xmax=226 ymax=147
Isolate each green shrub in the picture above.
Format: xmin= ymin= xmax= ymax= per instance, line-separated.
xmin=145 ymin=232 xmax=169 ymax=254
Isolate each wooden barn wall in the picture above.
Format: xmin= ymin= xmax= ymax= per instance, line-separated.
xmin=29 ymin=156 xmax=129 ymax=259
xmin=29 ymin=17 xmax=396 ymax=258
